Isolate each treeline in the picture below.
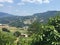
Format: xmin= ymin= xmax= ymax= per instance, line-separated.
xmin=0 ymin=15 xmax=60 ymax=45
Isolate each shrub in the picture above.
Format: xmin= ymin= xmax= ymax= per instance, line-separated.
xmin=2 ymin=28 xmax=10 ymax=32
xmin=14 ymin=31 xmax=21 ymax=37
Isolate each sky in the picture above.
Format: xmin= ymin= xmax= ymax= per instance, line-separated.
xmin=0 ymin=0 xmax=60 ymax=16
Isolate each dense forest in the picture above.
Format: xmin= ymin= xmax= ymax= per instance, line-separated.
xmin=0 ymin=13 xmax=60 ymax=45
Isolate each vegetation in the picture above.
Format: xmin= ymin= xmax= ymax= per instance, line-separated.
xmin=28 ymin=21 xmax=40 ymax=35
xmin=0 ymin=15 xmax=60 ymax=45
xmin=14 ymin=31 xmax=21 ymax=37
xmin=0 ymin=11 xmax=59 ymax=27
xmin=2 ymin=28 xmax=10 ymax=32
xmin=30 ymin=16 xmax=60 ymax=45
xmin=0 ymin=31 xmax=16 ymax=45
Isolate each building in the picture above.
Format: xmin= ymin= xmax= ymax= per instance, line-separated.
xmin=21 ymin=33 xmax=28 ymax=37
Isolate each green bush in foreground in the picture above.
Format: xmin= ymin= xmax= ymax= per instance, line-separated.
xmin=30 ymin=16 xmax=60 ymax=45
xmin=0 ymin=31 xmax=16 ymax=45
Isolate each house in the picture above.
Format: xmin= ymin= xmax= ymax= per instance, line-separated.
xmin=21 ymin=33 xmax=28 ymax=37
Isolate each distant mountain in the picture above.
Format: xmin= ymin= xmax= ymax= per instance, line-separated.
xmin=32 ymin=11 xmax=59 ymax=22
xmin=0 ymin=11 xmax=60 ymax=27
xmin=0 ymin=12 xmax=13 ymax=18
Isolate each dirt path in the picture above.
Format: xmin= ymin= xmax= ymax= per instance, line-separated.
xmin=14 ymin=37 xmax=20 ymax=45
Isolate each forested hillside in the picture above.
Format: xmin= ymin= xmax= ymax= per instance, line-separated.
xmin=0 ymin=13 xmax=60 ymax=45
xmin=0 ymin=11 xmax=60 ymax=27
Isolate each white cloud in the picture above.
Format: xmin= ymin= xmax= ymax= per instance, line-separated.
xmin=0 ymin=4 xmax=4 ymax=7
xmin=0 ymin=0 xmax=13 ymax=3
xmin=21 ymin=0 xmax=50 ymax=4
xmin=22 ymin=0 xmax=37 ymax=3
xmin=43 ymin=0 xmax=50 ymax=3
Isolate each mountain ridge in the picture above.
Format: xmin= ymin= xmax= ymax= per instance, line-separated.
xmin=0 ymin=11 xmax=60 ymax=27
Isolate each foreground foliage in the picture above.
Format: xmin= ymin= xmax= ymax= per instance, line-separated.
xmin=0 ymin=31 xmax=16 ymax=45
xmin=30 ymin=16 xmax=60 ymax=45
xmin=0 ymin=15 xmax=60 ymax=45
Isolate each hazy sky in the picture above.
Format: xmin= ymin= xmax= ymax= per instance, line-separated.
xmin=0 ymin=0 xmax=60 ymax=16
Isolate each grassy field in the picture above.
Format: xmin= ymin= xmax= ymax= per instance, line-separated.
xmin=0 ymin=25 xmax=28 ymax=34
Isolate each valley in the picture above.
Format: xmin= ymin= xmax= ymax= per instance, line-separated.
xmin=0 ymin=11 xmax=60 ymax=45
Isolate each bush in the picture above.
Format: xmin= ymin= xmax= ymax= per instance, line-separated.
xmin=0 ymin=31 xmax=16 ymax=45
xmin=30 ymin=16 xmax=60 ymax=45
xmin=14 ymin=31 xmax=21 ymax=37
xmin=2 ymin=28 xmax=10 ymax=32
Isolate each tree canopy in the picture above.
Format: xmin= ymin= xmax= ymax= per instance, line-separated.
xmin=30 ymin=16 xmax=60 ymax=45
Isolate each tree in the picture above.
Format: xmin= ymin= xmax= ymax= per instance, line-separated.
xmin=30 ymin=16 xmax=60 ymax=45
xmin=14 ymin=31 xmax=21 ymax=37
xmin=28 ymin=21 xmax=40 ymax=35
xmin=2 ymin=28 xmax=10 ymax=32
xmin=48 ymin=16 xmax=60 ymax=33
